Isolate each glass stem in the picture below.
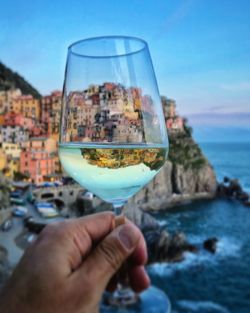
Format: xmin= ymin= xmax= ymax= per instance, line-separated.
xmin=113 ymin=202 xmax=124 ymax=216
xmin=110 ymin=202 xmax=139 ymax=306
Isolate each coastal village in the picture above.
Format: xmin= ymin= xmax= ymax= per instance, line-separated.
xmin=0 ymin=84 xmax=184 ymax=185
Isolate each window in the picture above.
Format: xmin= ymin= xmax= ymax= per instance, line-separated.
xmin=25 ymin=162 xmax=28 ymax=166
xmin=70 ymin=191 xmax=74 ymax=196
xmin=59 ymin=191 xmax=63 ymax=197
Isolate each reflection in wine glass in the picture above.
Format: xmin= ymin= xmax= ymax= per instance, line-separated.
xmin=59 ymin=36 xmax=170 ymax=313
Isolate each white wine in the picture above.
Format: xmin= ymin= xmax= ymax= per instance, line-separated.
xmin=59 ymin=143 xmax=168 ymax=204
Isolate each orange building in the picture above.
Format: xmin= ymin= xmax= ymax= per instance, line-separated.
xmin=24 ymin=137 xmax=57 ymax=154
xmin=0 ymin=114 xmax=4 ymax=126
xmin=11 ymin=95 xmax=40 ymax=120
xmin=41 ymin=91 xmax=62 ymax=134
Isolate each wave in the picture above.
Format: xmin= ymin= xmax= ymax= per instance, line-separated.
xmin=216 ymin=237 xmax=241 ymax=258
xmin=158 ymin=220 xmax=167 ymax=227
xmin=147 ymin=236 xmax=242 ymax=277
xmin=177 ymin=300 xmax=230 ymax=313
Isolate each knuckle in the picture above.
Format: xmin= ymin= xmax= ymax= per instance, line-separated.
xmin=99 ymin=240 xmax=124 ymax=270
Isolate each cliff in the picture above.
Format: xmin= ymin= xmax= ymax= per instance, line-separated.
xmin=0 ymin=62 xmax=41 ymax=99
xmin=126 ymin=123 xmax=217 ymax=212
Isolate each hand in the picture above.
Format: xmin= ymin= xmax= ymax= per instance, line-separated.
xmin=0 ymin=212 xmax=150 ymax=313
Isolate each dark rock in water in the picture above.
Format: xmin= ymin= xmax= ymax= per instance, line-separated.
xmin=203 ymin=237 xmax=218 ymax=254
xmin=143 ymin=226 xmax=198 ymax=264
xmin=218 ymin=177 xmax=250 ymax=208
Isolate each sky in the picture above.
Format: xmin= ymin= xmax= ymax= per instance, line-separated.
xmin=0 ymin=0 xmax=250 ymax=133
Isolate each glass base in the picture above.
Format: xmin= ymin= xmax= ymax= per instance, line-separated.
xmin=101 ymin=286 xmax=171 ymax=313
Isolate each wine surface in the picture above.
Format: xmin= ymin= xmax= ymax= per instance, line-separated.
xmin=59 ymin=143 xmax=168 ymax=204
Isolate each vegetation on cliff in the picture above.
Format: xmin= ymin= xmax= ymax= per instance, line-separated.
xmin=168 ymin=121 xmax=207 ymax=170
xmin=0 ymin=62 xmax=41 ymax=99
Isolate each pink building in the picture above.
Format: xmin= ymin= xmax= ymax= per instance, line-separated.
xmin=20 ymin=150 xmax=55 ymax=184
xmin=166 ymin=117 xmax=184 ymax=131
xmin=103 ymin=82 xmax=116 ymax=91
xmin=30 ymin=124 xmax=46 ymax=137
xmin=3 ymin=112 xmax=35 ymax=130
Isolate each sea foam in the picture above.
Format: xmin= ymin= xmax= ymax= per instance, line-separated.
xmin=148 ymin=236 xmax=242 ymax=277
xmin=177 ymin=300 xmax=230 ymax=313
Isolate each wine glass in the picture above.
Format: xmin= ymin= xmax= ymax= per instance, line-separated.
xmin=59 ymin=36 xmax=170 ymax=313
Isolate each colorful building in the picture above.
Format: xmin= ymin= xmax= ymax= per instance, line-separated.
xmin=162 ymin=97 xmax=176 ymax=118
xmin=0 ymin=149 xmax=7 ymax=171
xmin=3 ymin=112 xmax=35 ymax=130
xmin=1 ymin=142 xmax=21 ymax=158
xmin=11 ymin=95 xmax=40 ymax=120
xmin=20 ymin=150 xmax=55 ymax=184
xmin=166 ymin=116 xmax=184 ymax=131
xmin=0 ymin=89 xmax=22 ymax=114
xmin=0 ymin=125 xmax=29 ymax=143
xmin=24 ymin=137 xmax=57 ymax=154
xmin=4 ymin=156 xmax=20 ymax=179
xmin=40 ymin=90 xmax=62 ymax=134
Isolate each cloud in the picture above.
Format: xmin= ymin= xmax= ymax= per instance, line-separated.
xmin=220 ymin=82 xmax=250 ymax=91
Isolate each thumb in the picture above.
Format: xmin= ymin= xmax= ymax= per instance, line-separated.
xmin=78 ymin=223 xmax=141 ymax=292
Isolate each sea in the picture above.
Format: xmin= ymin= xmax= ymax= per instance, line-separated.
xmin=147 ymin=142 xmax=250 ymax=313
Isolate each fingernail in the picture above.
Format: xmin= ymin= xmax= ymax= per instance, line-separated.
xmin=118 ymin=224 xmax=138 ymax=250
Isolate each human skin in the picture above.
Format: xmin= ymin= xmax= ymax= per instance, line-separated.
xmin=0 ymin=212 xmax=150 ymax=313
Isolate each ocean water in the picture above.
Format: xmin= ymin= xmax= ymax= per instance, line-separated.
xmin=147 ymin=142 xmax=250 ymax=313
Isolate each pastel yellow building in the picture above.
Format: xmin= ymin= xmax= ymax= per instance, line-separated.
xmin=2 ymin=142 xmax=22 ymax=158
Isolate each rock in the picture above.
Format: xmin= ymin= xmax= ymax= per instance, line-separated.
xmin=203 ymin=237 xmax=218 ymax=254
xmin=236 ymin=192 xmax=249 ymax=202
xmin=229 ymin=179 xmax=243 ymax=196
xmin=218 ymin=177 xmax=250 ymax=208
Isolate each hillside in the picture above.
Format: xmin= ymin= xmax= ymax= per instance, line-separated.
xmin=0 ymin=62 xmax=41 ymax=99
